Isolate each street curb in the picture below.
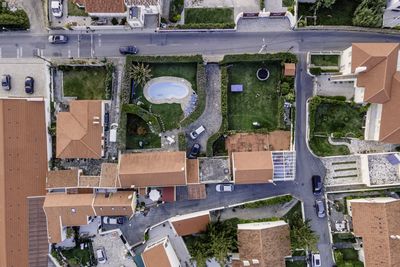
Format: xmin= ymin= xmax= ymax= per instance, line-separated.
xmin=297 ymin=26 xmax=400 ymax=35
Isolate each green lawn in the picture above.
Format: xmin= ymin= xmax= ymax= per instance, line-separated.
xmin=227 ymin=62 xmax=281 ymax=131
xmin=298 ymin=0 xmax=361 ymax=26
xmin=335 ymin=248 xmax=364 ymax=267
xmin=184 ymin=8 xmax=234 ymax=24
xmin=63 ymin=67 xmax=108 ymax=100
xmin=67 ymin=0 xmax=88 ymax=16
xmin=309 ymin=137 xmax=350 ymax=157
xmin=311 ymin=55 xmax=340 ymax=67
xmin=313 ymin=101 xmax=365 ymax=138
xmin=134 ymin=62 xmax=197 ymax=130
xmin=126 ymin=114 xmax=161 ymax=149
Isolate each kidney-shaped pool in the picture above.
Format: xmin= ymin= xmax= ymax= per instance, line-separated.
xmin=144 ymin=76 xmax=192 ymax=104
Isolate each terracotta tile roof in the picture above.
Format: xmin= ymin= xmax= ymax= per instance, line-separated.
xmin=170 ymin=211 xmax=210 ymax=236
xmin=351 ymin=198 xmax=400 ymax=267
xmin=46 ymin=169 xmax=79 ymax=189
xmin=28 ymin=196 xmax=49 ymax=267
xmin=76 ymin=0 xmax=126 ymax=13
xmin=79 ymin=175 xmax=100 ymax=187
xmin=119 ymin=151 xmax=187 ymax=187
xmin=100 ymin=163 xmax=120 ymax=187
xmin=93 ymin=191 xmax=135 ymax=216
xmin=236 ymin=221 xmax=291 ymax=267
xmin=56 ymin=100 xmax=103 ymax=159
xmin=187 ymin=184 xmax=206 ymax=200
xmin=142 ymin=238 xmax=175 ymax=267
xmin=232 ymin=151 xmax=273 ymax=184
xmin=0 ymin=99 xmax=48 ymax=267
xmin=186 ymin=159 xmax=199 ymax=184
xmin=352 ymin=43 xmax=399 ymax=103
xmin=44 ymin=191 xmax=136 ymax=243
xmin=284 ymin=63 xmax=296 ymax=76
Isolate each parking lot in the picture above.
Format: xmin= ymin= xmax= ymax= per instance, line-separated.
xmin=92 ymin=231 xmax=136 ymax=267
xmin=0 ymin=58 xmax=49 ymax=98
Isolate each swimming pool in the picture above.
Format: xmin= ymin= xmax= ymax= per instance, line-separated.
xmin=144 ymin=76 xmax=192 ymax=104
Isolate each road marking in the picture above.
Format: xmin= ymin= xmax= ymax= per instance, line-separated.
xmin=0 ymin=47 xmax=2 ymax=58
xmin=98 ymin=34 xmax=102 ymax=47
xmin=16 ymin=47 xmax=19 ymax=58
xmin=40 ymin=49 xmax=43 ymax=57
xmin=68 ymin=49 xmax=71 ymax=58
xmin=77 ymin=34 xmax=80 ymax=58
xmin=20 ymin=47 xmax=23 ymax=57
xmin=90 ymin=33 xmax=94 ymax=58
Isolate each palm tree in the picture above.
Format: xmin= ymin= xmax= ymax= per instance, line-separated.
xmin=128 ymin=63 xmax=152 ymax=86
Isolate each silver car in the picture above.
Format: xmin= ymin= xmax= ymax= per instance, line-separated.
xmin=315 ymin=199 xmax=326 ymax=218
xmin=1 ymin=75 xmax=11 ymax=90
xmin=216 ymin=184 xmax=234 ymax=192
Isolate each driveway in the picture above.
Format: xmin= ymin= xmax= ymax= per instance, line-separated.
xmin=185 ymin=0 xmax=260 ymax=18
xmin=185 ymin=63 xmax=222 ymax=153
xmin=237 ymin=17 xmax=292 ymax=32
xmin=12 ymin=0 xmax=47 ymax=33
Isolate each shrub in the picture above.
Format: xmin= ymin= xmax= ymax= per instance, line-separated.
xmin=260 ymin=0 xmax=265 ymax=10
xmin=104 ymin=63 xmax=114 ymax=100
xmin=178 ymin=133 xmax=187 ymax=151
xmin=352 ymin=0 xmax=385 ymax=28
xmin=127 ymin=55 xmax=203 ymax=64
xmin=220 ymin=53 xmax=298 ymax=64
xmin=310 ymin=67 xmax=322 ymax=76
xmin=242 ymin=195 xmax=293 ymax=208
xmin=0 ymin=9 xmax=30 ymax=30
xmin=119 ymin=18 xmax=127 ymax=25
xmin=169 ymin=0 xmax=184 ymax=22
xmin=111 ymin=17 xmax=118 ymax=25
xmin=173 ymin=22 xmax=235 ymax=29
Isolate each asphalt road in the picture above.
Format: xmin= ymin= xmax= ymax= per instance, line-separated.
xmin=3 ymin=29 xmax=398 ymax=266
xmin=2 ymin=30 xmax=400 ymax=59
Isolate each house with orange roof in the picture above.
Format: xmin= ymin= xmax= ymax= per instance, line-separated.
xmin=348 ymin=197 xmax=400 ymax=267
xmin=43 ymin=191 xmax=136 ymax=244
xmin=56 ymin=100 xmax=106 ymax=159
xmin=232 ymin=220 xmax=291 ymax=267
xmin=141 ymin=236 xmax=180 ymax=267
xmin=334 ymin=43 xmax=400 ymax=144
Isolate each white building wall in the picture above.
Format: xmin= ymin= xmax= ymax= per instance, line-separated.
xmin=364 ymin=104 xmax=382 ymax=141
xmin=340 ymin=47 xmax=353 ymax=75
xmin=164 ymin=238 xmax=181 ymax=267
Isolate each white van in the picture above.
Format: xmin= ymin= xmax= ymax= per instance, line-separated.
xmin=190 ymin=125 xmax=205 ymax=140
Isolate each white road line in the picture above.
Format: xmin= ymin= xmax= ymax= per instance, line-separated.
xmin=20 ymin=47 xmax=23 ymax=57
xmin=90 ymin=33 xmax=94 ymax=58
xmin=40 ymin=49 xmax=44 ymax=57
xmin=0 ymin=47 xmax=2 ymax=58
xmin=68 ymin=49 xmax=71 ymax=58
xmin=16 ymin=48 xmax=19 ymax=58
xmin=98 ymin=34 xmax=102 ymax=47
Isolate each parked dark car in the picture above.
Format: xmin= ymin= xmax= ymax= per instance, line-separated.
xmin=119 ymin=46 xmax=139 ymax=55
xmin=1 ymin=74 xmax=11 ymax=90
xmin=315 ymin=199 xmax=326 ymax=218
xmin=24 ymin=76 xmax=34 ymax=94
xmin=48 ymin=34 xmax=68 ymax=44
xmin=188 ymin=143 xmax=201 ymax=159
xmin=104 ymin=112 xmax=110 ymax=131
xmin=312 ymin=175 xmax=322 ymax=196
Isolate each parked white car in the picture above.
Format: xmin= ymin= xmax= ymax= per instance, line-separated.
xmin=189 ymin=125 xmax=206 ymax=140
xmin=96 ymin=247 xmax=107 ymax=264
xmin=312 ymin=253 xmax=321 ymax=267
xmin=216 ymin=184 xmax=234 ymax=192
xmin=51 ymin=0 xmax=63 ymax=18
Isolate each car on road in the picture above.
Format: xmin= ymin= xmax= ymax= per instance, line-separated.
xmin=119 ymin=46 xmax=139 ymax=55
xmin=48 ymin=35 xmax=68 ymax=44
xmin=190 ymin=125 xmax=206 ymax=140
xmin=216 ymin=184 xmax=234 ymax=192
xmin=188 ymin=143 xmax=200 ymax=159
xmin=312 ymin=175 xmax=323 ymax=196
xmin=96 ymin=247 xmax=107 ymax=264
xmin=24 ymin=76 xmax=34 ymax=94
xmin=1 ymin=74 xmax=11 ymax=90
xmin=51 ymin=0 xmax=63 ymax=18
xmin=315 ymin=199 xmax=326 ymax=218
xmin=312 ymin=253 xmax=321 ymax=267
xmin=102 ymin=216 xmax=125 ymax=225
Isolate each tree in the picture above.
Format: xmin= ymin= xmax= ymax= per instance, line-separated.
xmin=281 ymin=82 xmax=292 ymax=95
xmin=317 ymin=0 xmax=336 ymax=8
xmin=289 ymin=213 xmax=319 ymax=251
xmin=128 ymin=63 xmax=152 ymax=87
xmin=352 ymin=0 xmax=385 ymax=28
xmin=207 ymin=222 xmax=237 ymax=265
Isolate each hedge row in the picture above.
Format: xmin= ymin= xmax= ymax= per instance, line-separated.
xmin=178 ymin=133 xmax=187 ymax=151
xmin=121 ymin=104 xmax=162 ymax=133
xmin=0 ymin=10 xmax=30 ymax=30
xmin=206 ymin=66 xmax=228 ymax=156
xmin=104 ymin=63 xmax=114 ymax=100
xmin=220 ymin=52 xmax=298 ymax=65
xmin=171 ymin=23 xmax=236 ymax=29
xmin=241 ymin=195 xmax=293 ymax=209
xmin=181 ymin=63 xmax=206 ymax=127
xmin=127 ymin=55 xmax=203 ymax=64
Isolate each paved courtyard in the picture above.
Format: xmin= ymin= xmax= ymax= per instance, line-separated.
xmin=185 ymin=0 xmax=259 ymax=18
xmin=0 ymin=58 xmax=49 ymax=98
xmin=199 ymin=157 xmax=231 ymax=182
xmin=314 ymin=74 xmax=354 ymax=100
xmin=92 ymin=231 xmax=136 ymax=267
xmin=322 ymin=155 xmax=363 ymax=187
xmin=236 ymin=17 xmax=291 ymax=32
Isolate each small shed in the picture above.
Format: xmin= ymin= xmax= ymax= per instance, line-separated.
xmin=231 ymin=84 xmax=243 ymax=92
xmin=284 ymin=63 xmax=296 ymax=76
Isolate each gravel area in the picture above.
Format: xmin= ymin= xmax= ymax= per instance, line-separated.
xmin=322 ymin=155 xmax=362 ymax=186
xmin=368 ymin=153 xmax=400 ymax=185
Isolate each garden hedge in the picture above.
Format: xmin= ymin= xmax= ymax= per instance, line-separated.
xmin=181 ymin=63 xmax=207 ymax=127
xmin=220 ymin=53 xmax=298 ymax=65
xmin=0 ymin=10 xmax=30 ymax=30
xmin=172 ymin=23 xmax=236 ymax=29
xmin=127 ymin=55 xmax=203 ymax=64
xmin=121 ymin=104 xmax=162 ymax=133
